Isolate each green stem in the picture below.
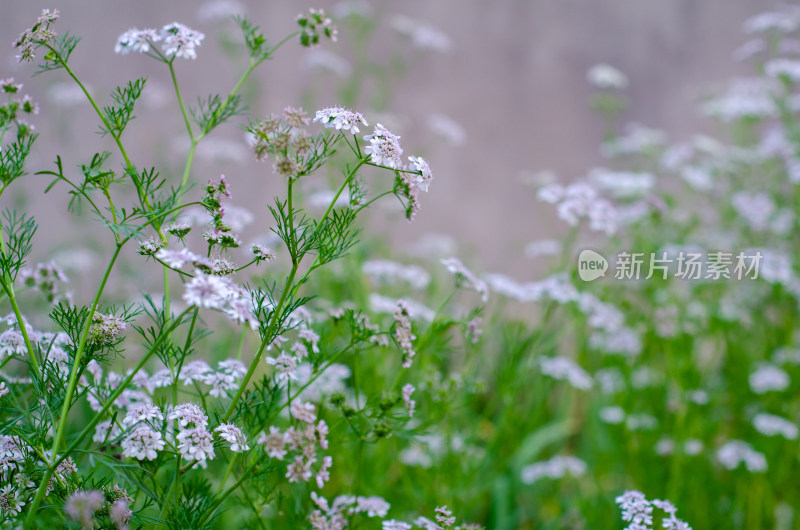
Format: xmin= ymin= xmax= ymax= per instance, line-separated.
xmin=1 ymin=283 xmax=39 ymax=374
xmin=168 ymin=61 xmax=195 ymax=142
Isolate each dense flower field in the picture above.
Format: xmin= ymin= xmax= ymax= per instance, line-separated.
xmin=1 ymin=3 xmax=799 ymax=529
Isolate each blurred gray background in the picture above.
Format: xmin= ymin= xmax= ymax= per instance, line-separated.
xmin=0 ymin=0 xmax=770 ymax=280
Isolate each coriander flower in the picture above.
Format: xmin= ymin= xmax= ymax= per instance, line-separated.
xmin=383 ymin=521 xmax=412 ymax=530
xmin=122 ymin=402 xmax=163 ymax=427
xmin=313 ymin=106 xmax=368 ymax=133
xmin=182 ymin=272 xmax=240 ymax=309
xmin=0 ymin=485 xmax=25 ymax=516
xmin=393 ymin=300 xmax=416 ymax=368
xmin=364 ymin=124 xmax=403 ymax=168
xmin=176 ymin=427 xmax=216 ymax=463
xmin=251 ymin=244 xmax=276 ymax=263
xmin=115 ymin=28 xmax=160 ymax=54
xmin=401 ymin=384 xmax=416 ymax=418
xmin=160 ymin=22 xmax=205 ymax=59
xmin=258 ymin=426 xmax=288 ymax=460
xmin=407 ymin=155 xmax=433 ymax=192
xmin=290 ymin=400 xmax=317 ymax=423
xmin=168 ymin=402 xmax=209 ymax=429
xmin=121 ymin=426 xmax=165 ymax=461
xmin=587 ymin=63 xmax=628 ymax=89
xmin=64 ymin=490 xmax=104 ymax=529
xmin=215 ymin=423 xmax=250 ymax=452
xmin=286 ymin=455 xmax=313 ymax=482
xmin=615 ymin=490 xmax=653 ymax=529
xmin=267 ymin=353 xmax=299 ymax=382
xmin=316 ymin=455 xmax=332 ymax=488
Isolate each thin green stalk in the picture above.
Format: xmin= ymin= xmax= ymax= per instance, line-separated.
xmin=1 ymin=283 xmax=39 ymax=373
xmin=216 ymin=454 xmax=238 ymax=495
xmin=168 ymin=61 xmax=195 ymax=143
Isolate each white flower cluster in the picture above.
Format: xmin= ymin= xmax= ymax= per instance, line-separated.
xmin=587 ymin=63 xmax=628 ymax=89
xmin=752 ymin=413 xmax=798 ymax=440
xmin=537 ymin=182 xmax=619 ymax=235
xmin=749 ymin=363 xmax=791 ymax=394
xmin=484 ymin=273 xmax=641 ymax=356
xmin=717 ymin=440 xmax=767 ymax=472
xmin=115 ymin=23 xmax=205 ymax=59
xmin=181 ymin=270 xmax=257 ymax=330
xmin=538 ymin=356 xmax=593 ymax=391
xmin=520 ymin=455 xmax=587 ymax=484
xmin=441 ymin=257 xmax=489 ymax=304
xmin=615 ymin=490 xmax=692 ymax=530
xmin=309 ymin=492 xmax=391 ymax=529
xmin=257 ymin=401 xmax=331 ymax=487
xmin=266 ymin=317 xmax=322 ymax=383
xmin=393 ymin=300 xmax=416 ymax=368
xmin=702 ymin=77 xmax=777 ymax=122
xmin=362 ymin=259 xmax=431 ymax=290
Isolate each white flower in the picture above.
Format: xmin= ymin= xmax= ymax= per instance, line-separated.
xmin=520 ymin=455 xmax=587 ymax=484
xmin=316 ymin=455 xmax=332 ymax=488
xmin=363 ymin=124 xmax=403 ymax=168
xmin=441 ymin=257 xmax=489 ymax=303
xmin=599 ymin=406 xmax=625 ymax=424
xmin=202 ymin=371 xmax=237 ymax=398
xmin=115 ymin=28 xmax=160 ymax=54
xmin=266 ymin=353 xmax=299 ymax=382
xmin=183 ymin=272 xmax=241 ymax=309
xmin=401 ymin=384 xmax=416 ymax=418
xmin=64 ymin=490 xmax=104 ymax=528
xmin=717 ymin=440 xmax=767 ymax=472
xmin=122 ymin=402 xmax=164 ymax=427
xmin=160 ymin=22 xmax=205 ymax=59
xmin=749 ymin=363 xmax=790 ymax=394
xmin=313 ymin=106 xmax=368 ymax=133
xmin=765 ymin=58 xmax=800 ymax=82
xmin=615 ymin=490 xmax=653 ymax=529
xmin=753 ymin=413 xmax=799 ymax=439
xmin=407 ymin=156 xmax=432 ymax=192
xmin=290 ymin=400 xmax=317 ymax=423
xmin=215 ymin=423 xmax=250 ymax=452
xmin=383 ymin=521 xmax=412 ymax=530
xmin=587 ymin=63 xmax=628 ymax=89
xmin=257 ymin=426 xmax=288 ymax=460
xmin=362 ymin=260 xmax=431 ymax=290
xmin=0 ymin=382 xmax=7 ymax=399
xmin=168 ymin=402 xmax=208 ymax=429
xmin=176 ymin=427 xmax=216 ymax=462
xmin=537 ymin=182 xmax=619 ymax=235
xmin=179 ymin=360 xmax=212 ymax=385
xmin=539 ymin=356 xmax=593 ymax=390
xmin=286 ymin=456 xmax=312 ymax=482
xmin=93 ymin=421 xmax=121 ymax=444
xmin=121 ymin=426 xmax=165 ymax=460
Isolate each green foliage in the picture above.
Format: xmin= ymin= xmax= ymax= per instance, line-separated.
xmin=191 ymin=93 xmax=246 ymax=134
xmin=36 ymin=32 xmax=81 ymax=74
xmin=102 ymin=78 xmax=147 ymax=137
xmin=0 ymin=133 xmax=37 ymax=187
xmin=0 ymin=209 xmax=36 ymax=282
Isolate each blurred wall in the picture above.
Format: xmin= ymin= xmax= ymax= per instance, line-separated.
xmin=0 ymin=0 xmax=770 ymax=280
